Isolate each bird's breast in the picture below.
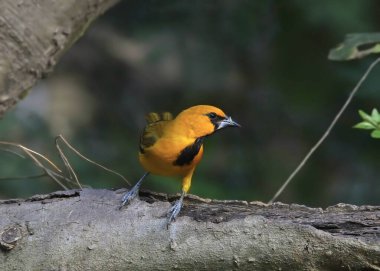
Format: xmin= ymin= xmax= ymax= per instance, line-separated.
xmin=139 ymin=136 xmax=204 ymax=177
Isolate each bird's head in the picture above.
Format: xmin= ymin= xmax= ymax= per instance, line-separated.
xmin=175 ymin=105 xmax=240 ymax=138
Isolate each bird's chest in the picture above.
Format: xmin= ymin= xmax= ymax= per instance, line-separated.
xmin=139 ymin=136 xmax=204 ymax=176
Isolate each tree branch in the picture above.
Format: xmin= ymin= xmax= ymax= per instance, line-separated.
xmin=1 ymin=189 xmax=379 ymax=270
xmin=0 ymin=0 xmax=119 ymax=116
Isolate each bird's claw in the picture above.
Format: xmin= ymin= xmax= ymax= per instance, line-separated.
xmin=120 ymin=187 xmax=139 ymax=209
xmin=167 ymin=198 xmax=183 ymax=228
xmin=119 ymin=173 xmax=149 ymax=210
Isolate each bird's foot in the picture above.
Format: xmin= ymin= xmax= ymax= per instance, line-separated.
xmin=167 ymin=195 xmax=184 ymax=228
xmin=120 ymin=185 xmax=140 ymax=209
xmin=119 ymin=172 xmax=149 ymax=210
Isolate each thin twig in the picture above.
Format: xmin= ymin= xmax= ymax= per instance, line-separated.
xmin=20 ymin=147 xmax=69 ymax=190
xmin=0 ymin=136 xmax=129 ymax=190
xmin=0 ymin=148 xmax=26 ymax=159
xmin=0 ymin=141 xmax=62 ymax=172
xmin=56 ymin=135 xmax=130 ymax=186
xmin=46 ymin=169 xmax=81 ymax=187
xmin=55 ymin=137 xmax=82 ymax=189
xmin=0 ymin=141 xmax=74 ymax=189
xmin=268 ymin=57 xmax=380 ymax=204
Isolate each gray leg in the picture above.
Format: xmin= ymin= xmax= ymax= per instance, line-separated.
xmin=167 ymin=191 xmax=185 ymax=227
xmin=120 ymin=172 xmax=149 ymax=209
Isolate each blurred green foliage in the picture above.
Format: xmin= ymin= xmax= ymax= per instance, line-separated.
xmin=0 ymin=0 xmax=379 ymax=206
xmin=354 ymin=109 xmax=380 ymax=138
xmin=329 ymin=33 xmax=380 ymax=60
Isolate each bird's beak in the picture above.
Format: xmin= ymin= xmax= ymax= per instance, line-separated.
xmin=217 ymin=116 xmax=241 ymax=130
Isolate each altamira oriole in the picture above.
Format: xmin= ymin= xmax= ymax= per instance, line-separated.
xmin=120 ymin=105 xmax=240 ymax=226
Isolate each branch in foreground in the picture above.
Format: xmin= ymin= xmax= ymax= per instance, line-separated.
xmin=1 ymin=189 xmax=379 ymax=270
xmin=0 ymin=0 xmax=120 ymax=116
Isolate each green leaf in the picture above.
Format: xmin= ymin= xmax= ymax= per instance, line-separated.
xmin=358 ymin=110 xmax=373 ymax=123
xmin=371 ymin=108 xmax=380 ymax=123
xmin=353 ymin=121 xmax=376 ymax=130
xmin=370 ymin=130 xmax=380 ymax=139
xmin=328 ymin=33 xmax=380 ymax=61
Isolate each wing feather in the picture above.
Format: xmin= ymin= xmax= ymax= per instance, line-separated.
xmin=139 ymin=112 xmax=173 ymax=152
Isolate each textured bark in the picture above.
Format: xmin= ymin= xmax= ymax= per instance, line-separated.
xmin=1 ymin=189 xmax=379 ymax=270
xmin=0 ymin=0 xmax=119 ymax=117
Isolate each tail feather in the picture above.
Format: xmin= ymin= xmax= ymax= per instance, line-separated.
xmin=145 ymin=112 xmax=173 ymax=124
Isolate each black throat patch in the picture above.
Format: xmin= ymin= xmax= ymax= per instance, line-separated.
xmin=173 ymin=137 xmax=204 ymax=166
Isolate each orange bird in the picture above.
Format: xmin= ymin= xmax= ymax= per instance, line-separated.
xmin=120 ymin=105 xmax=240 ymax=225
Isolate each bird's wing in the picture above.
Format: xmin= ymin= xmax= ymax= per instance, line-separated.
xmin=139 ymin=112 xmax=173 ymax=152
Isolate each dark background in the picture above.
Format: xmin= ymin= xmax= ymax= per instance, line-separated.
xmin=1 ymin=1 xmax=379 ymax=207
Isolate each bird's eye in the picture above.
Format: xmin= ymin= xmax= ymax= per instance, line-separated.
xmin=207 ymin=112 xmax=217 ymax=119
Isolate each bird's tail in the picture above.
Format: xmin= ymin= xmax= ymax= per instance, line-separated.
xmin=145 ymin=112 xmax=173 ymax=124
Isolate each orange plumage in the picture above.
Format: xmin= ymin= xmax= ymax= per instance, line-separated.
xmin=121 ymin=105 xmax=240 ymax=225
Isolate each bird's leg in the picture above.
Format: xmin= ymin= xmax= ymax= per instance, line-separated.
xmin=120 ymin=172 xmax=149 ymax=209
xmin=167 ymin=190 xmax=185 ymax=227
xmin=167 ymin=170 xmax=193 ymax=227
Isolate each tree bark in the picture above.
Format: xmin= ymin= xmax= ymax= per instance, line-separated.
xmin=0 ymin=0 xmax=119 ymax=117
xmin=1 ymin=188 xmax=379 ymax=270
